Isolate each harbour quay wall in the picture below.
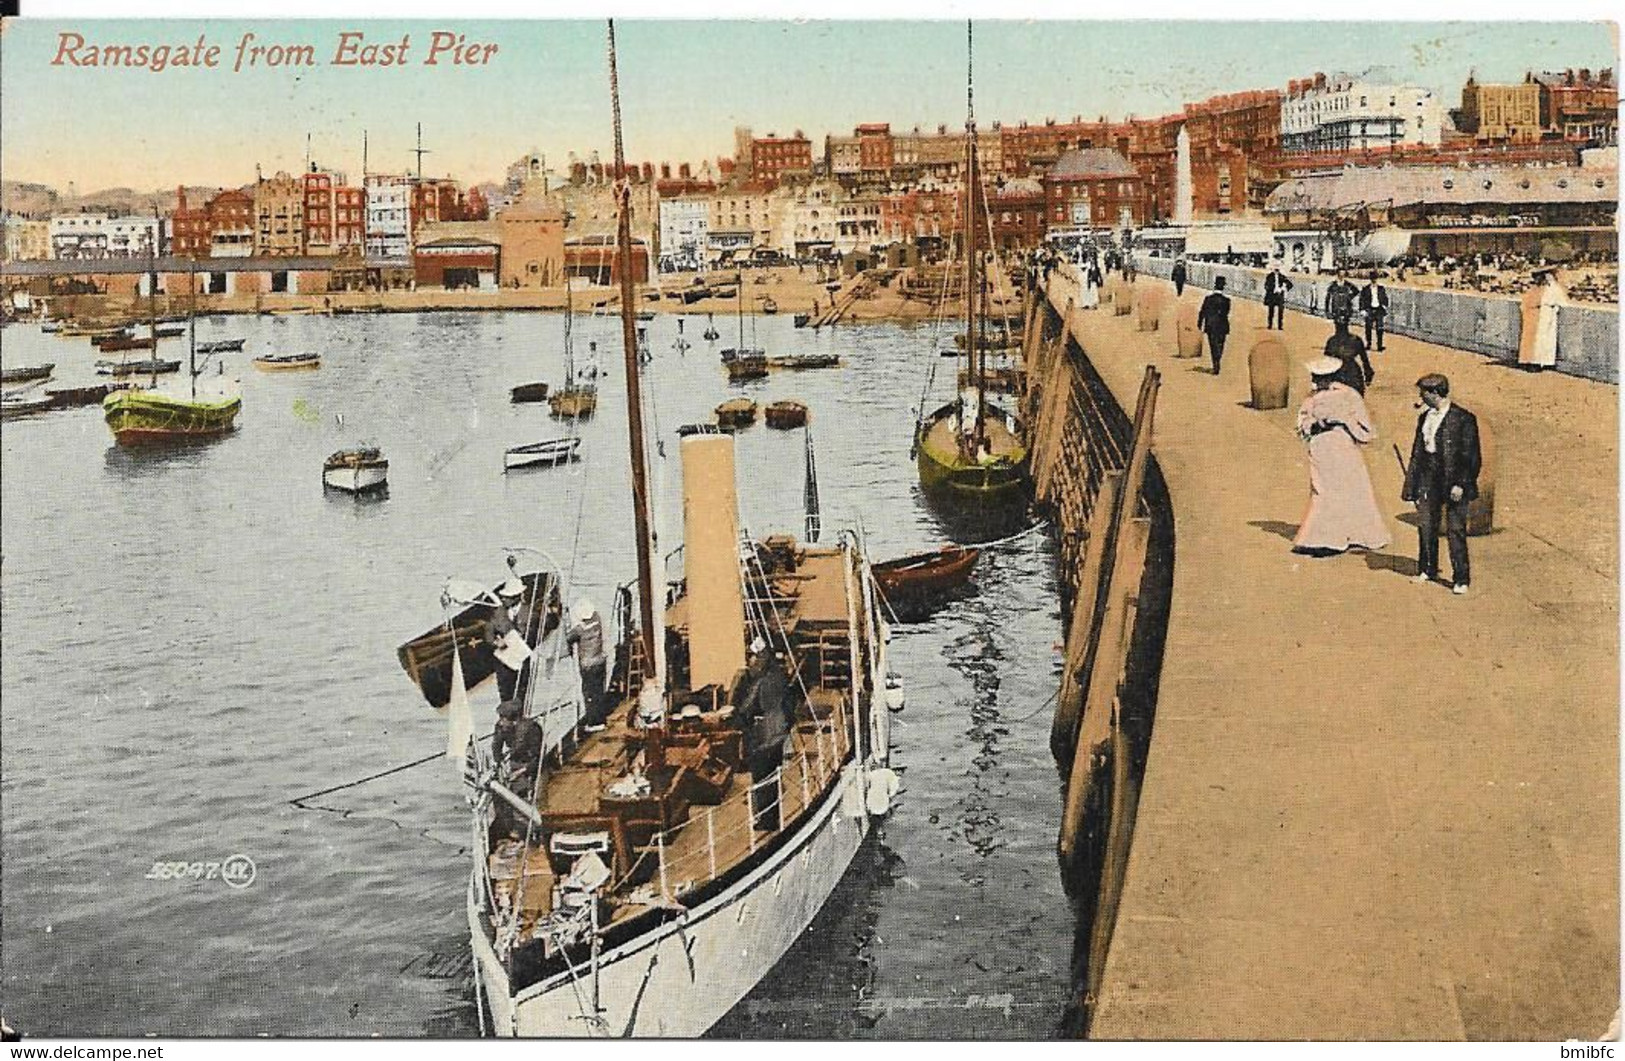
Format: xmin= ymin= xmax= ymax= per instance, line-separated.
xmin=1018 ymin=276 xmax=1175 ymax=1036
xmin=1136 ymin=255 xmax=1619 ymax=385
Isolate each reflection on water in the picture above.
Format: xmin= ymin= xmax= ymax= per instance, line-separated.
xmin=2 ymin=310 xmax=1069 ymax=1037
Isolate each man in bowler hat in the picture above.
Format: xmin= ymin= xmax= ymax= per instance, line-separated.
xmin=1197 ymin=276 xmax=1232 ymax=376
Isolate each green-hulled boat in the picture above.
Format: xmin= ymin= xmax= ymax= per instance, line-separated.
xmin=104 ymin=390 xmax=241 ymax=445
xmin=913 ymin=41 xmax=1029 ymax=520
xmin=104 ymin=263 xmax=242 ymax=446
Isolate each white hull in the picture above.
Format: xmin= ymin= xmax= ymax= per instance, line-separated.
xmin=323 ymin=464 xmax=388 ymax=494
xmin=470 ymin=763 xmax=875 ymax=1037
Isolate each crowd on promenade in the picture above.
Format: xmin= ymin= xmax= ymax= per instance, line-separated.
xmin=1030 ymin=246 xmax=1493 ymax=598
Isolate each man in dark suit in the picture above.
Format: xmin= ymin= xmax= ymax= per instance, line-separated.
xmin=1402 ymin=373 xmax=1482 ymax=595
xmin=1171 ymin=258 xmax=1188 ymax=297
xmin=1323 ymin=320 xmax=1374 ymax=395
xmin=1197 ymin=276 xmax=1231 ymax=375
xmin=1361 ymin=271 xmax=1390 ymax=351
xmin=1325 ymin=269 xmax=1359 ymax=327
xmin=1263 ymin=265 xmax=1293 ymax=330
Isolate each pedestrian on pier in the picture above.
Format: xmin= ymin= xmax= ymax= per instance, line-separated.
xmin=1264 ymin=265 xmax=1293 ymax=330
xmin=1402 ymin=373 xmax=1482 ymax=595
xmin=1322 ymin=320 xmax=1374 ymax=395
xmin=1361 ymin=272 xmax=1390 ymax=351
xmin=1292 ymin=358 xmax=1389 ymax=556
xmin=1171 ymin=258 xmax=1188 ymax=297
xmin=1325 ymin=269 xmax=1359 ymax=327
xmin=1197 ymin=276 xmax=1232 ymax=375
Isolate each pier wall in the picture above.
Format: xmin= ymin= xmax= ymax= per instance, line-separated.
xmin=1019 ymin=281 xmax=1174 ymax=1034
xmin=1136 ymin=256 xmax=1619 ymax=384
xmin=1034 ymin=260 xmax=1618 ymax=1041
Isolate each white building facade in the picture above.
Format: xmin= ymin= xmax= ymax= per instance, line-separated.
xmin=365 ymin=176 xmax=413 ymax=260
xmin=105 ymin=216 xmax=162 ymax=258
xmin=657 ymin=197 xmax=710 ymax=270
xmin=1281 ymin=71 xmax=1444 ymax=154
xmin=49 ymin=213 xmax=109 ymax=260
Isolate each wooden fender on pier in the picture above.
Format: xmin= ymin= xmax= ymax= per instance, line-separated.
xmin=1247 ymin=332 xmax=1290 ymax=410
xmin=1134 ymin=286 xmax=1164 ymax=332
xmin=1174 ymin=303 xmax=1202 ymax=358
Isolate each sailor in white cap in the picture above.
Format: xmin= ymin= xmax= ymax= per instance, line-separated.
xmin=567 ymin=598 xmax=608 ymax=731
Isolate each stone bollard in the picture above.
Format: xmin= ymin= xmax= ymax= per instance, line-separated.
xmin=1175 ymin=303 xmax=1202 ymax=358
xmin=1112 ymin=280 xmax=1133 ymax=317
xmin=1135 ymin=286 xmax=1164 ymax=332
xmin=1248 ymin=332 xmax=1289 ymax=409
xmin=1466 ymin=419 xmax=1496 ymax=536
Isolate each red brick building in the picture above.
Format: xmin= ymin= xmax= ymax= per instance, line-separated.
xmin=1536 ymin=68 xmax=1617 ymax=145
xmin=334 ymin=186 xmax=366 ymax=251
xmin=206 ymin=188 xmax=254 ymax=256
xmin=169 ymin=187 xmax=212 ymax=258
xmin=1180 ymin=89 xmax=1283 ymax=217
xmin=1042 ymin=148 xmax=1144 ymax=231
xmin=564 ymin=234 xmax=650 ymax=286
xmin=303 ymin=170 xmax=336 ymax=253
xmin=750 ymin=132 xmax=813 ymax=184
xmin=857 ymin=124 xmax=894 ymax=173
xmin=989 ymin=178 xmax=1046 ymax=252
xmin=1000 ymin=117 xmax=1116 ymax=177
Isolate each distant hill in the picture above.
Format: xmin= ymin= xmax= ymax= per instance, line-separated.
xmin=1 ymin=183 xmax=227 ymax=219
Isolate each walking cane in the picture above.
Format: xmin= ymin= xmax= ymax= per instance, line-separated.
xmin=1393 ymin=443 xmax=1407 ymax=478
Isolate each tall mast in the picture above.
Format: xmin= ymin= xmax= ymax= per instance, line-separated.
xmin=189 ymin=263 xmax=197 ymax=400
xmin=148 ymin=249 xmax=159 ymax=390
xmin=608 ymin=20 xmax=659 ymax=681
xmin=962 ymin=19 xmax=982 ymax=456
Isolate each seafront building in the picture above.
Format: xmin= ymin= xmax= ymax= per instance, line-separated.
xmin=1 ymin=64 xmax=1614 ymax=287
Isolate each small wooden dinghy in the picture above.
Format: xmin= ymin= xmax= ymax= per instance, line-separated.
xmin=196 ymin=339 xmax=246 ymax=354
xmin=767 ymin=353 xmax=840 ymax=370
xmin=873 ymin=545 xmax=980 ymax=614
xmin=509 ymin=381 xmax=550 ymax=404
xmin=45 ymin=382 xmax=128 ymax=408
xmin=1 ymin=363 xmax=54 ymax=384
xmin=253 ymin=353 xmax=321 ymax=371
xmin=396 ymin=569 xmax=561 ymax=708
xmin=96 ymin=358 xmax=181 ymax=377
xmin=503 ymin=436 xmax=581 ymax=471
xmin=323 ymin=447 xmax=388 ymax=495
xmin=765 ymin=399 xmax=809 ymax=429
xmin=793 ymin=313 xmax=811 ymax=328
xmin=715 ymin=397 xmax=758 ymax=429
xmin=1 ymin=393 xmax=56 ymax=419
xmin=761 ymin=296 xmax=778 ymax=314
xmin=95 ymin=335 xmax=156 ymax=353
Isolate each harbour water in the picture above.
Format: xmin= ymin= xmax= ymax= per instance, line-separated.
xmin=0 ymin=308 xmax=1069 ymax=1037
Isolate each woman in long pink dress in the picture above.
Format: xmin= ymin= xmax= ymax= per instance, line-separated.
xmin=1293 ymin=357 xmax=1390 ymax=554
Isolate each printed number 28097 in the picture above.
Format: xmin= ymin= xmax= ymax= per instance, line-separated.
xmin=147 ymin=861 xmax=221 ymax=881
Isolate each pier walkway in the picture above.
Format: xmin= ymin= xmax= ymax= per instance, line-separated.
xmin=1044 ymin=265 xmax=1618 ymax=1040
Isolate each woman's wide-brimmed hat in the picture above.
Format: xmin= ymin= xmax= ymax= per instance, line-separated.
xmin=1306 ymin=356 xmax=1344 ymax=377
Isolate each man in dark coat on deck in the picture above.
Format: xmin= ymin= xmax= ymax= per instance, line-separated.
xmin=1402 ymin=373 xmax=1482 ymax=595
xmin=1197 ymin=276 xmax=1232 ymax=376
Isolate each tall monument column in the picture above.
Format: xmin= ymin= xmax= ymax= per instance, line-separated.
xmin=1174 ymin=125 xmax=1194 ymax=226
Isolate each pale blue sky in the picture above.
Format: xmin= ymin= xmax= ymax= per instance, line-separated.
xmin=1 ymin=19 xmax=1616 ymax=191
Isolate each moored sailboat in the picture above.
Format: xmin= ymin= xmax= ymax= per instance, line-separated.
xmin=406 ymin=25 xmax=900 ymax=1036
xmin=104 ymin=264 xmax=241 ymax=446
xmin=913 ymin=24 xmax=1029 ymax=520
xmin=548 ymin=281 xmax=599 ymax=420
